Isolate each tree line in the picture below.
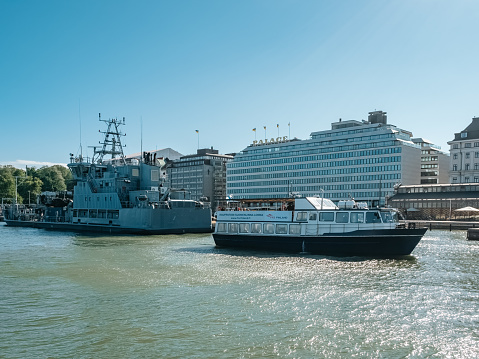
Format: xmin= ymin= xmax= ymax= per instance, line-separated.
xmin=0 ymin=165 xmax=73 ymax=204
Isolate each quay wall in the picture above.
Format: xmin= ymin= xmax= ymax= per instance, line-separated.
xmin=404 ymin=220 xmax=479 ymax=231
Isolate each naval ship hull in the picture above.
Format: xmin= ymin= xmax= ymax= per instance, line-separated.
xmin=5 ymin=207 xmax=212 ymax=235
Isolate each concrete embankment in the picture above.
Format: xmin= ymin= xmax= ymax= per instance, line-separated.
xmin=403 ymin=220 xmax=479 ymax=231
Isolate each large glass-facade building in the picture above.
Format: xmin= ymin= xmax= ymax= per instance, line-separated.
xmin=227 ymin=111 xmax=422 ymax=206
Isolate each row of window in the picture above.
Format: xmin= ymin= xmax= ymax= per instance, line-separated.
xmin=73 ymin=209 xmax=119 ymax=219
xmin=452 ymin=164 xmax=479 ymax=171
xmin=452 ymin=152 xmax=479 ymax=159
xmin=421 ymin=164 xmax=438 ymax=169
xmin=393 ymin=200 xmax=479 ymax=209
xmin=452 ymin=177 xmax=479 ymax=183
xmin=228 ymin=187 xmax=393 ymax=200
xmin=228 ymin=180 xmax=394 ymax=190
xmin=421 ymin=156 xmax=438 ymax=162
xmin=218 ymin=222 xmax=300 ymax=235
xmin=310 ymin=126 xmax=388 ymax=140
xmin=451 ymin=142 xmax=479 ymax=149
xmin=295 ymin=210 xmax=394 ymax=223
xmin=228 ymin=165 xmax=402 ymax=176
xmin=398 ymin=185 xmax=479 ymax=193
xmin=229 ymin=155 xmax=401 ymax=171
xmin=228 ymin=173 xmax=400 ymax=182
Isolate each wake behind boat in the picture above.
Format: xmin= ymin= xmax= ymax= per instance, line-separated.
xmin=4 ymin=114 xmax=212 ymax=234
xmin=213 ymin=197 xmax=427 ymax=256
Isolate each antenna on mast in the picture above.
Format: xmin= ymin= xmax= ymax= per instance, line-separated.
xmin=78 ymin=99 xmax=83 ymax=160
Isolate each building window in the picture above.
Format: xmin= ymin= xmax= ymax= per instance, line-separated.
xmin=466 ymin=153 xmax=470 ymax=159
xmin=465 ymin=143 xmax=472 ymax=148
xmin=461 ymin=132 xmax=468 ymax=138
xmin=453 ymin=144 xmax=459 ymax=149
xmin=475 ymin=164 xmax=479 ymax=170
xmin=465 ymin=177 xmax=470 ymax=182
xmin=466 ymin=164 xmax=470 ymax=170
xmin=453 ymin=154 xmax=458 ymax=159
xmin=475 ymin=177 xmax=479 ymax=182
xmin=453 ymin=165 xmax=458 ymax=171
xmin=453 ymin=177 xmax=457 ymax=182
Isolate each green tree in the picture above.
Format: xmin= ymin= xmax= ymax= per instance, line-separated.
xmin=0 ymin=165 xmax=73 ymax=203
xmin=18 ymin=177 xmax=43 ymax=204
xmin=52 ymin=165 xmax=73 ymax=191
xmin=0 ymin=166 xmax=16 ymax=202
xmin=37 ymin=166 xmax=67 ymax=192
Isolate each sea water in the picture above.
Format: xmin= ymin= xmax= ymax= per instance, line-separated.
xmin=1 ymin=222 xmax=478 ymax=358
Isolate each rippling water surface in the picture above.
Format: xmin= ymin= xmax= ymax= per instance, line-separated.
xmin=1 ymin=222 xmax=478 ymax=358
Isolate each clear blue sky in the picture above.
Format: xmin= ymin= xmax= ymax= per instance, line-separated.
xmin=1 ymin=0 xmax=478 ymax=168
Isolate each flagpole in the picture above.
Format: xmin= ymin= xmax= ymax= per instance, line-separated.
xmin=288 ymin=122 xmax=290 ymax=139
xmin=195 ymin=130 xmax=199 ymax=149
xmin=277 ymin=124 xmax=279 ymax=137
xmin=264 ymin=126 xmax=266 ymax=140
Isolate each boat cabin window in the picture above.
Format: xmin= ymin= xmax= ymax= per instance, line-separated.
xmin=239 ymin=223 xmax=250 ymax=233
xmin=251 ymin=223 xmax=262 ymax=233
xmin=289 ymin=224 xmax=301 ymax=234
xmin=296 ymin=212 xmax=308 ymax=221
xmin=350 ymin=212 xmax=364 ymax=223
xmin=380 ymin=211 xmax=397 ymax=223
xmin=263 ymin=223 xmax=275 ymax=234
xmin=228 ymin=223 xmax=238 ymax=233
xmin=336 ymin=212 xmax=349 ymax=223
xmin=309 ymin=213 xmax=317 ymax=221
xmin=366 ymin=211 xmax=382 ymax=223
xmin=319 ymin=212 xmax=334 ymax=221
xmin=217 ymin=223 xmax=227 ymax=233
xmin=276 ymin=224 xmax=288 ymax=234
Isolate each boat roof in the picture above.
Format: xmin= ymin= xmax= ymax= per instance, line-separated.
xmin=295 ymin=197 xmax=338 ymax=210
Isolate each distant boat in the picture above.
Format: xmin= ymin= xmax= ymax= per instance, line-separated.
xmin=4 ymin=114 xmax=212 ymax=234
xmin=213 ymin=197 xmax=426 ymax=256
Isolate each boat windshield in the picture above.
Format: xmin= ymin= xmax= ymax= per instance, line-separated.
xmin=380 ymin=211 xmax=398 ymax=223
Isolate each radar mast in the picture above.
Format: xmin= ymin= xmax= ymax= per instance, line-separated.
xmin=93 ymin=113 xmax=127 ymax=164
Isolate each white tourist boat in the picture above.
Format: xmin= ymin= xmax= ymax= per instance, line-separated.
xmin=213 ymin=196 xmax=427 ymax=256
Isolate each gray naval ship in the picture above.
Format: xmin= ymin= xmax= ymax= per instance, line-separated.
xmin=4 ymin=115 xmax=212 ymax=234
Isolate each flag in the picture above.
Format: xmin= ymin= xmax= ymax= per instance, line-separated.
xmin=252 ymin=128 xmax=256 ymax=132
xmin=288 ymin=122 xmax=290 ymax=126
xmin=277 ymin=124 xmax=279 ymax=128
xmin=264 ymin=126 xmax=266 ymax=130
xmin=195 ymin=130 xmax=199 ymax=133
